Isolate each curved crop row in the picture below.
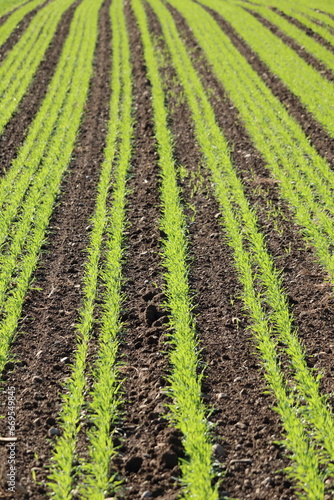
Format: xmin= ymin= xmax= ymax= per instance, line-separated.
xmin=148 ymin=0 xmax=334 ymax=496
xmin=132 ymin=0 xmax=218 ymax=498
xmin=295 ymin=0 xmax=334 ymax=13
xmin=0 ymin=0 xmax=100 ymax=377
xmin=181 ymin=0 xmax=334 ymax=289
xmin=283 ymin=11 xmax=334 ymax=46
xmin=232 ymin=1 xmax=334 ymax=74
xmin=237 ymin=0 xmax=334 ymax=46
xmin=0 ymin=0 xmax=76 ymax=134
xmin=78 ymin=0 xmax=132 ymax=494
xmin=270 ymin=0 xmax=334 ymax=27
xmin=48 ymin=0 xmax=131 ymax=497
xmin=203 ymin=1 xmax=334 ymax=140
xmin=238 ymin=0 xmax=334 ymax=18
xmin=0 ymin=0 xmax=47 ymax=47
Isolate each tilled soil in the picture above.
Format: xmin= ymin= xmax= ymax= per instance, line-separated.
xmin=1 ymin=1 xmax=334 ymax=499
xmin=110 ymin=3 xmax=182 ymax=498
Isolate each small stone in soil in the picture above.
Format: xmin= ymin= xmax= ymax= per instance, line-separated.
xmin=48 ymin=427 xmax=61 ymax=437
xmin=141 ymin=491 xmax=152 ymax=499
xmin=212 ymin=443 xmax=225 ymax=457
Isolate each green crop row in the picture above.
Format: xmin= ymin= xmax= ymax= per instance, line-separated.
xmin=0 ymin=0 xmax=47 ymax=47
xmin=0 ymin=0 xmax=99 ymax=376
xmin=147 ymin=0 xmax=334 ymax=496
xmin=0 ymin=0 xmax=76 ymax=134
xmin=186 ymin=0 xmax=334 ymax=288
xmin=132 ymin=0 xmax=218 ymax=498
xmin=238 ymin=0 xmax=334 ymax=18
xmin=48 ymin=0 xmax=131 ymax=497
xmin=203 ymin=0 xmax=334 ymax=140
xmin=231 ymin=0 xmax=334 ymax=75
xmin=271 ymin=0 xmax=334 ymax=27
xmin=284 ymin=11 xmax=334 ymax=46
xmin=236 ymin=0 xmax=334 ymax=46
xmin=178 ymin=0 xmax=334 ymax=465
xmin=293 ymin=0 xmax=334 ymax=13
xmin=78 ymin=0 xmax=132 ymax=493
xmin=307 ymin=10 xmax=334 ymax=30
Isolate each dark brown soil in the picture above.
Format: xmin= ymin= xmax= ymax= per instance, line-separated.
xmin=0 ymin=0 xmax=111 ymax=497
xmin=248 ymin=8 xmax=334 ymax=81
xmin=0 ymin=8 xmax=12 ymax=27
xmin=0 ymin=0 xmax=80 ymax=175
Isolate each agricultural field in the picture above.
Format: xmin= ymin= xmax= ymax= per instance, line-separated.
xmin=1 ymin=0 xmax=334 ymax=498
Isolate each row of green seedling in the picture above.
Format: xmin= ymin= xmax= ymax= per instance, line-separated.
xmin=48 ymin=0 xmax=132 ymax=497
xmin=0 ymin=0 xmax=77 ymax=134
xmin=0 ymin=0 xmax=100 ymax=376
xmin=132 ymin=0 xmax=218 ymax=498
xmin=0 ymin=0 xmax=47 ymax=47
xmin=147 ymin=0 xmax=334 ymax=496
xmin=203 ymin=0 xmax=334 ymax=139
xmin=239 ymin=0 xmax=334 ymax=38
xmin=0 ymin=0 xmax=33 ymax=17
xmin=172 ymin=2 xmax=331 ymax=468
xmin=232 ymin=0 xmax=334 ymax=74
